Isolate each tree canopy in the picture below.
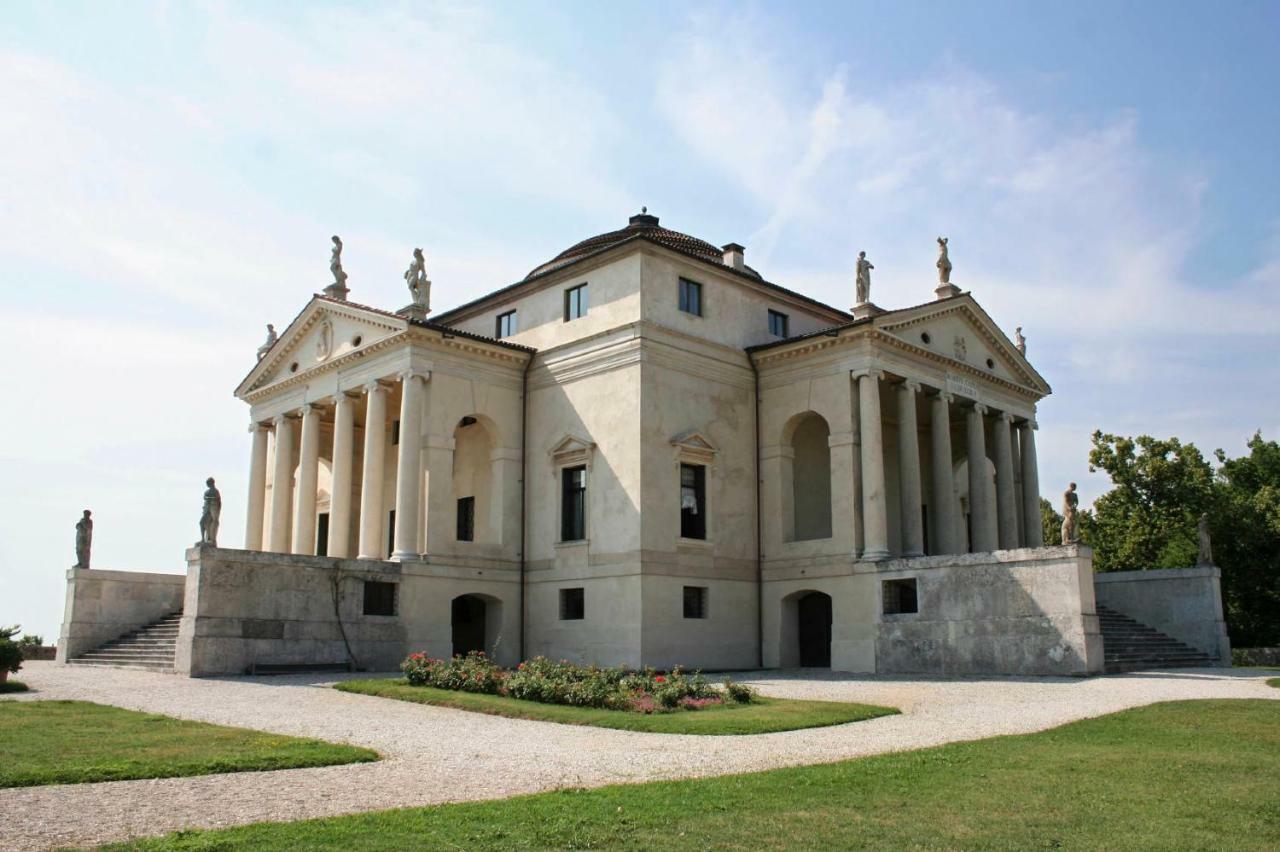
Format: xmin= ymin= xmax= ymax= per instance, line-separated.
xmin=1081 ymin=430 xmax=1280 ymax=647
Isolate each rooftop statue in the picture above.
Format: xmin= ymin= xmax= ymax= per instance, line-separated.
xmin=936 ymin=236 xmax=952 ymax=285
xmin=256 ymin=324 xmax=277 ymax=361
xmin=855 ymin=251 xmax=874 ymax=305
xmin=1015 ymin=326 xmax=1027 ymax=355
xmin=1197 ymin=513 xmax=1214 ymax=567
xmin=1061 ymin=482 xmax=1080 ymax=545
xmin=331 ymin=235 xmax=348 ymax=284
xmin=199 ymin=477 xmax=222 ymax=546
xmin=74 ymin=509 xmax=92 ymax=570
xmin=405 ymin=248 xmax=431 ymax=313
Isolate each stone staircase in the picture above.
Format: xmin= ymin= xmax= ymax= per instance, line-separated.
xmin=69 ymin=612 xmax=182 ymax=671
xmin=1097 ymin=604 xmax=1215 ymax=673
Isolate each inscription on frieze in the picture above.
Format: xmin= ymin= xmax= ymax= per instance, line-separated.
xmin=945 ymin=371 xmax=978 ymax=402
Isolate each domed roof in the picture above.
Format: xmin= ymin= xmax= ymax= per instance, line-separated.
xmin=525 ymin=211 xmax=760 ymax=280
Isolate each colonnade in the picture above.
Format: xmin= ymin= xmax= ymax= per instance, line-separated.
xmin=243 ymin=371 xmax=429 ymax=561
xmin=851 ymin=370 xmax=1043 ymax=560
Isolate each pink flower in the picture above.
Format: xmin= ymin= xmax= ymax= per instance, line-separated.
xmin=654 ymin=676 xmax=666 ymax=683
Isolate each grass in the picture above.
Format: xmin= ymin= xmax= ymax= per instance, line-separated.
xmin=0 ymin=700 xmax=378 ymax=788
xmin=104 ymin=699 xmax=1280 ymax=851
xmin=334 ymin=678 xmax=897 ymax=735
xmin=0 ymin=680 xmax=29 ymax=694
xmin=1269 ymin=678 xmax=1279 ymax=688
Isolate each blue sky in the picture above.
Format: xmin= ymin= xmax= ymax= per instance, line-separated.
xmin=2 ymin=1 xmax=1278 ymax=641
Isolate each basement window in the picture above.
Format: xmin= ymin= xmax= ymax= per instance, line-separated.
xmin=363 ymin=581 xmax=397 ymax=616
xmin=560 ymin=587 xmax=585 ymax=620
xmin=882 ymin=578 xmax=919 ymax=615
xmin=683 ymin=586 xmax=708 ymax=619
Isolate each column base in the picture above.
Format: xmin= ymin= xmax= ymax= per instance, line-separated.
xmin=860 ymin=548 xmax=891 ymax=562
xmin=391 ymin=550 xmax=424 ymax=563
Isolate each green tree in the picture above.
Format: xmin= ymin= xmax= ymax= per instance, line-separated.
xmin=1040 ymin=497 xmax=1062 ymax=547
xmin=1211 ymin=432 xmax=1280 ymax=646
xmin=1086 ymin=431 xmax=1215 ymax=571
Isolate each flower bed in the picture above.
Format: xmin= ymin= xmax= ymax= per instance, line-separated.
xmin=401 ymin=652 xmax=755 ymax=713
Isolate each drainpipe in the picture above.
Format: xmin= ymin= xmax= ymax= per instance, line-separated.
xmin=518 ymin=353 xmax=532 ymax=662
xmin=750 ymin=353 xmax=764 ymax=669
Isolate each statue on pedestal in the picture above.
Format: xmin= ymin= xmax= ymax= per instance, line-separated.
xmin=404 ymin=248 xmax=431 ymax=314
xmin=199 ymin=478 xmax=222 ymax=546
xmin=1197 ymin=513 xmax=1214 ymax=567
xmin=324 ymin=235 xmax=350 ymax=300
xmin=1061 ymin=482 xmax=1080 ymax=545
xmin=256 ymin=324 xmax=277 ymax=361
xmin=74 ymin=510 xmax=93 ymax=569
xmin=855 ymin=251 xmax=874 ymax=305
xmin=1015 ymin=326 xmax=1027 ymax=356
xmin=936 ymin=236 xmax=952 ymax=284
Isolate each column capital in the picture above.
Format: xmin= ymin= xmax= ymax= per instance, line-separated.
xmin=999 ymin=411 xmax=1015 ymax=424
xmin=933 ymin=389 xmax=954 ymax=403
xmin=333 ymin=391 xmax=358 ymax=407
xmin=363 ymin=379 xmax=388 ymax=394
xmin=399 ymin=369 xmax=431 ymax=383
xmin=1021 ymin=418 xmax=1039 ymax=431
xmin=971 ymin=402 xmax=988 ymax=415
xmin=271 ymin=413 xmax=291 ymax=426
xmin=300 ymin=402 xmax=320 ymax=416
xmin=850 ymin=368 xmax=885 ymax=381
xmin=249 ymin=421 xmax=267 ymax=433
xmin=901 ymin=379 xmax=922 ymax=394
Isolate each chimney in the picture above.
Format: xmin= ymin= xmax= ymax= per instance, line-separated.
xmin=722 ymin=242 xmax=745 ymax=271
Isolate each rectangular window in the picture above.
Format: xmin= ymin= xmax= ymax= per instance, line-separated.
xmin=363 ymin=580 xmax=397 ymax=616
xmin=564 ymin=283 xmax=589 ymax=321
xmin=561 ymin=465 xmax=587 ymax=541
xmin=679 ymin=463 xmax=707 ymax=540
xmin=392 ymin=419 xmax=400 ymax=445
xmin=768 ymin=309 xmax=789 ymax=338
xmin=316 ymin=512 xmax=330 ymax=557
xmin=678 ymin=278 xmax=703 ymax=317
xmin=683 ymin=585 xmax=708 ymax=619
xmin=883 ymin=578 xmax=919 ymax=615
xmin=456 ymin=496 xmax=475 ymax=542
xmin=495 ymin=310 xmax=517 ymax=339
xmin=559 ymin=587 xmax=585 ymax=620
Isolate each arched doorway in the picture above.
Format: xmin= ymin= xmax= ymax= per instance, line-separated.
xmin=451 ymin=595 xmax=487 ymax=657
xmin=797 ymin=592 xmax=832 ymax=667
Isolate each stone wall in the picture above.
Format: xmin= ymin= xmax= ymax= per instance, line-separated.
xmin=56 ymin=568 xmax=186 ymax=661
xmin=177 ymin=546 xmax=407 ymax=676
xmin=1093 ymin=566 xmax=1230 ymax=665
xmin=873 ymin=546 xmax=1103 ymax=676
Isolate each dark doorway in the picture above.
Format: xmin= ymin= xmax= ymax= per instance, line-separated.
xmin=797 ymin=592 xmax=832 ymax=667
xmin=316 ymin=512 xmax=330 ymax=557
xmin=451 ymin=595 xmax=486 ymax=658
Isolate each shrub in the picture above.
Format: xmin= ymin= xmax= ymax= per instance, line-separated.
xmin=723 ymin=678 xmax=757 ymax=704
xmin=401 ymin=651 xmax=503 ymax=694
xmin=0 ymin=625 xmax=24 ymax=677
xmin=17 ymin=634 xmax=43 ymax=648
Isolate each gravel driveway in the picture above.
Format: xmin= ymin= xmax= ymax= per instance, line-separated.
xmin=3 ymin=662 xmax=1275 ymax=850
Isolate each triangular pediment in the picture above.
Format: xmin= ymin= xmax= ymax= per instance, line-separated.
xmin=235 ymin=296 xmax=407 ymax=398
xmin=876 ymin=295 xmax=1050 ymax=395
xmin=670 ymin=430 xmax=718 ymax=454
xmin=549 ymin=433 xmax=595 ymax=457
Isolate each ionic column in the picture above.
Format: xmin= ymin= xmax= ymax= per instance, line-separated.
xmin=1020 ymin=419 xmax=1044 ymax=547
xmin=856 ymin=370 xmax=889 ymax=560
xmin=929 ymin=391 xmax=958 ymax=554
xmin=392 ymin=371 xmax=426 ymax=561
xmin=244 ymin=422 xmax=269 ymax=550
xmin=994 ymin=412 xmax=1019 ymax=550
xmin=966 ymin=403 xmax=998 ymax=552
xmin=358 ymin=382 xmax=389 ymax=559
xmin=896 ymin=381 xmax=924 ymax=557
xmin=328 ymin=393 xmax=356 ymax=559
xmin=268 ymin=414 xmax=295 ymax=553
xmin=291 ymin=404 xmax=321 ymax=555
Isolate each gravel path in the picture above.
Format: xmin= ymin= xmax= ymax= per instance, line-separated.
xmin=3 ymin=662 xmax=1275 ymax=850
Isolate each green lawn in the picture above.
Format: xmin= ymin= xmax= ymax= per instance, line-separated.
xmin=334 ymin=678 xmax=897 ymax=734
xmin=105 ymin=700 xmax=1279 ymax=851
xmin=0 ymin=700 xmax=378 ymax=788
xmin=1269 ymin=678 xmax=1279 ymax=688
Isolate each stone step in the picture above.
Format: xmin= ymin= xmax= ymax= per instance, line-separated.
xmin=79 ymin=651 xmax=176 ymax=662
xmin=69 ymin=660 xmax=174 ymax=671
xmin=70 ymin=611 xmax=183 ymax=669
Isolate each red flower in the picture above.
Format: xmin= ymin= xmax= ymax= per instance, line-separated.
xmin=654 ymin=676 xmax=666 ymax=683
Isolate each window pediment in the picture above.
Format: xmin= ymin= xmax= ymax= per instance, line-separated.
xmin=671 ymin=430 xmax=717 ymax=464
xmin=550 ymin=433 xmax=595 ymax=468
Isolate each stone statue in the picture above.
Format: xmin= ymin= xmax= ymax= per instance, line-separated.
xmin=1015 ymin=326 xmax=1026 ymax=356
xmin=1061 ymin=482 xmax=1080 ymax=545
xmin=404 ymin=248 xmax=430 ymax=312
xmin=74 ymin=510 xmax=93 ymax=569
xmin=199 ymin=477 xmax=222 ymax=546
xmin=855 ymin=251 xmax=874 ymax=305
xmin=331 ymin=235 xmax=348 ymax=284
xmin=1197 ymin=513 xmax=1214 ymax=567
xmin=936 ymin=236 xmax=952 ymax=285
xmin=256 ymin=324 xmax=277 ymax=361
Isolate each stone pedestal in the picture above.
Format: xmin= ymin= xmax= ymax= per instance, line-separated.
xmin=851 ymin=302 xmax=885 ymax=320
xmin=397 ymin=304 xmax=429 ymax=321
xmin=934 ymin=283 xmax=961 ymax=300
xmin=322 ymin=283 xmax=349 ymax=301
